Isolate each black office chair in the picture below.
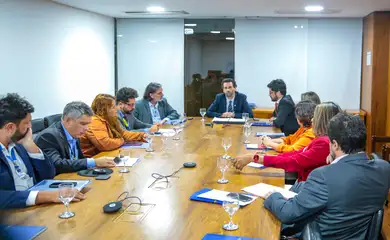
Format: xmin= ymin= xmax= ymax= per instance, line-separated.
xmin=31 ymin=118 xmax=45 ymax=134
xmin=302 ymin=221 xmax=322 ymax=240
xmin=44 ymin=114 xmax=62 ymax=128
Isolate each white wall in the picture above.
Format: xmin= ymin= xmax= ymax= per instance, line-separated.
xmin=235 ymin=18 xmax=362 ymax=109
xmin=201 ymin=41 xmax=234 ymax=77
xmin=117 ymin=19 xmax=185 ymax=114
xmin=0 ymin=0 xmax=115 ymax=118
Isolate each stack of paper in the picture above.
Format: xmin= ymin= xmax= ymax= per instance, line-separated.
xmin=212 ymin=117 xmax=245 ymax=124
xmin=115 ymin=156 xmax=140 ymax=167
xmin=195 ymin=189 xmax=257 ymax=206
xmin=245 ymin=144 xmax=271 ymax=150
xmin=247 ymin=162 xmax=266 ymax=169
xmin=28 ymin=179 xmax=91 ymax=191
xmin=242 ymin=183 xmax=297 ymax=199
xmin=256 ymin=132 xmax=285 ymax=138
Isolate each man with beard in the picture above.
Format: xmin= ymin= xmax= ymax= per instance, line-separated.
xmin=116 ymin=87 xmax=159 ymax=133
xmin=0 ymin=94 xmax=85 ymax=209
xmin=35 ymin=101 xmax=116 ymax=174
xmin=267 ymin=79 xmax=299 ymax=136
xmin=263 ymin=113 xmax=390 ymax=239
xmin=206 ymin=78 xmax=253 ymax=118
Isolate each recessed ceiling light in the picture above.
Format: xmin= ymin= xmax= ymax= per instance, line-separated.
xmin=184 ymin=28 xmax=194 ymax=35
xmin=117 ymin=34 xmax=123 ymax=37
xmin=210 ymin=31 xmax=220 ymax=34
xmin=146 ymin=6 xmax=165 ymax=13
xmin=301 ymin=25 xmax=304 ymax=28
xmin=304 ymin=5 xmax=324 ymax=12
xmin=226 ymin=37 xmax=235 ymax=40
xmin=185 ymin=23 xmax=197 ymax=27
xmin=294 ymin=25 xmax=298 ymax=28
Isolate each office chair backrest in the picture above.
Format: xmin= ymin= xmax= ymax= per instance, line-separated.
xmin=365 ymin=208 xmax=384 ymax=240
xmin=44 ymin=114 xmax=62 ymax=128
xmin=31 ymin=118 xmax=45 ymax=134
xmin=302 ymin=221 xmax=322 ymax=240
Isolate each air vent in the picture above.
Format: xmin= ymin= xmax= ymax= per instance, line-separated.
xmin=124 ymin=10 xmax=189 ymax=16
xmin=275 ymin=9 xmax=342 ymax=14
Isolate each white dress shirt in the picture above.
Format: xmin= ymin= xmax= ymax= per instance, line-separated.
xmin=0 ymin=142 xmax=45 ymax=206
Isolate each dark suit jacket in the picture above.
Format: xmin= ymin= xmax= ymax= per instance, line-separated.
xmin=273 ymin=95 xmax=299 ymax=136
xmin=264 ymin=153 xmax=390 ymax=240
xmin=35 ymin=122 xmax=88 ymax=174
xmin=134 ymin=98 xmax=180 ymax=125
xmin=206 ymin=92 xmax=253 ymax=118
xmin=0 ymin=144 xmax=55 ymax=209
xmin=117 ymin=111 xmax=152 ymax=132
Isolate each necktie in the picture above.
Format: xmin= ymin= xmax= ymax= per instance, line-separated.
xmin=275 ymin=102 xmax=279 ymax=115
xmin=228 ymin=101 xmax=233 ymax=113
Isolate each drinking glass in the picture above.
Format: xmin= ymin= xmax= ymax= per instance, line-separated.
xmin=200 ymin=108 xmax=206 ymax=122
xmin=58 ymin=183 xmax=76 ymax=219
xmin=172 ymin=122 xmax=182 ymax=141
xmin=222 ymin=192 xmax=240 ymax=231
xmin=145 ymin=132 xmax=155 ymax=152
xmin=180 ymin=113 xmax=187 ymax=128
xmin=221 ymin=137 xmax=232 ymax=159
xmin=243 ymin=123 xmax=252 ymax=144
xmin=162 ymin=131 xmax=174 ymax=155
xmin=242 ymin=113 xmax=249 ymax=123
xmin=217 ymin=156 xmax=229 ymax=184
xmin=119 ymin=149 xmax=130 ymax=173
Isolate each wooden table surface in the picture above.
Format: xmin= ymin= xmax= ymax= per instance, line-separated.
xmin=3 ymin=118 xmax=284 ymax=240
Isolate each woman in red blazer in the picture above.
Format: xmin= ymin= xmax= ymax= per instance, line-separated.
xmin=233 ymin=102 xmax=342 ymax=182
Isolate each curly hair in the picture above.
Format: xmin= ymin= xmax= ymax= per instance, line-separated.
xmin=295 ymin=100 xmax=316 ymax=128
xmin=91 ymin=94 xmax=122 ymax=138
xmin=0 ymin=93 xmax=34 ymax=128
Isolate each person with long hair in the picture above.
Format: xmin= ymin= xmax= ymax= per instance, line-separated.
xmin=80 ymin=94 xmax=146 ymax=157
xmin=233 ymin=102 xmax=342 ymax=182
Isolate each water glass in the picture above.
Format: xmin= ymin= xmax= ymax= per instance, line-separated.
xmin=222 ymin=192 xmax=240 ymax=231
xmin=243 ymin=123 xmax=252 ymax=144
xmin=222 ymin=137 xmax=232 ymax=159
xmin=200 ymin=108 xmax=206 ymax=122
xmin=217 ymin=156 xmax=229 ymax=184
xmin=58 ymin=183 xmax=76 ymax=219
xmin=119 ymin=149 xmax=130 ymax=173
xmin=242 ymin=113 xmax=249 ymax=123
xmin=172 ymin=122 xmax=182 ymax=141
xmin=145 ymin=132 xmax=155 ymax=152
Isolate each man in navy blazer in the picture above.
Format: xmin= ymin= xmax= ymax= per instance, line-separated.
xmin=264 ymin=113 xmax=390 ymax=239
xmin=206 ymin=78 xmax=253 ymax=118
xmin=0 ymin=94 xmax=85 ymax=209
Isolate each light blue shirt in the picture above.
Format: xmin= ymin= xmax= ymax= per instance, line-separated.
xmin=226 ymin=96 xmax=235 ymax=113
xmin=61 ymin=123 xmax=95 ymax=168
xmin=149 ymin=101 xmax=169 ymax=124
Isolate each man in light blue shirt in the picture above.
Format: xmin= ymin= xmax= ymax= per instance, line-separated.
xmin=36 ymin=102 xmax=115 ymax=174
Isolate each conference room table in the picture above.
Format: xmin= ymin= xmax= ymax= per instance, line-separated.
xmin=4 ymin=118 xmax=285 ymax=240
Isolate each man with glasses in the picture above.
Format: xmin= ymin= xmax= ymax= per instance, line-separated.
xmin=267 ymin=79 xmax=299 ymax=136
xmin=116 ymin=87 xmax=159 ymax=132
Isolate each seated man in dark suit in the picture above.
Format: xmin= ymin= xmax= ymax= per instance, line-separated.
xmin=206 ymin=78 xmax=253 ymax=118
xmin=267 ymin=79 xmax=299 ymax=136
xmin=35 ymin=101 xmax=115 ymax=174
xmin=264 ymin=113 xmax=390 ymax=240
xmin=134 ymin=82 xmax=180 ymax=125
xmin=0 ymin=94 xmax=85 ymax=209
xmin=116 ymin=87 xmax=159 ymax=133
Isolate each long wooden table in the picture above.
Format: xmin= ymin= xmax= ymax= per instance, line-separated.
xmin=4 ymin=118 xmax=284 ymax=240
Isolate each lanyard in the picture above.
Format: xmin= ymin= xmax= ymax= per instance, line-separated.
xmin=2 ymin=146 xmax=28 ymax=179
xmin=121 ymin=117 xmax=130 ymax=130
xmin=68 ymin=140 xmax=78 ymax=160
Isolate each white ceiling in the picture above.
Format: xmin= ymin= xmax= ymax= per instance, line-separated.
xmin=54 ymin=0 xmax=390 ymax=18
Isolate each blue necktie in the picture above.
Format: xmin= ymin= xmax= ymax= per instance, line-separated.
xmin=228 ymin=101 xmax=233 ymax=113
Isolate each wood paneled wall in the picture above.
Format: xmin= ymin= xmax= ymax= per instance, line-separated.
xmin=361 ymin=12 xmax=390 ymax=153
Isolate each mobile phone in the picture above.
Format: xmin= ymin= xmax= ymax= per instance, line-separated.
xmin=96 ymin=175 xmax=111 ymax=180
xmin=49 ymin=182 xmax=77 ymax=188
xmin=227 ymin=192 xmax=253 ymax=202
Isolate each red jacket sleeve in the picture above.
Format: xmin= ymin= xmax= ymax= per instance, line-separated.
xmin=263 ymin=138 xmax=329 ymax=172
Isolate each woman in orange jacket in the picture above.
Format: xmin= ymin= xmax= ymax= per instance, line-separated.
xmin=81 ymin=94 xmax=146 ymax=157
xmin=262 ymin=100 xmax=316 ymax=153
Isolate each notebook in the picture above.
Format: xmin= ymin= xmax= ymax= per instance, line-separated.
xmin=121 ymin=142 xmax=149 ymax=149
xmin=242 ymin=183 xmax=297 ymax=199
xmin=190 ymin=188 xmax=257 ymax=207
xmin=202 ymin=234 xmax=262 ymax=240
xmin=112 ymin=156 xmax=140 ymax=167
xmin=0 ymin=225 xmax=47 ymax=240
xmin=28 ymin=179 xmax=91 ymax=192
xmin=245 ymin=144 xmax=271 ymax=150
xmin=212 ymin=118 xmax=245 ymax=124
xmin=247 ymin=162 xmax=266 ymax=169
xmin=255 ymin=132 xmax=285 ymax=138
xmin=251 ymin=122 xmax=273 ymax=127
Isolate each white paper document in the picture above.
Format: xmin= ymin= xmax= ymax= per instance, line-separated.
xmin=197 ymin=189 xmax=257 ymax=206
xmin=114 ymin=156 xmax=140 ymax=167
xmin=212 ymin=117 xmax=245 ymax=124
xmin=242 ymin=183 xmax=297 ymax=199
xmin=247 ymin=162 xmax=265 ymax=169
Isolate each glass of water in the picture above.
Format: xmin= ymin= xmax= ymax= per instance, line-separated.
xmin=222 ymin=192 xmax=240 ymax=231
xmin=222 ymin=137 xmax=232 ymax=159
xmin=58 ymin=183 xmax=76 ymax=219
xmin=200 ymin=108 xmax=206 ymax=122
xmin=119 ymin=149 xmax=130 ymax=173
xmin=242 ymin=113 xmax=249 ymax=123
xmin=217 ymin=156 xmax=229 ymax=184
xmin=172 ymin=122 xmax=182 ymax=141
xmin=243 ymin=123 xmax=252 ymax=144
xmin=145 ymin=132 xmax=155 ymax=152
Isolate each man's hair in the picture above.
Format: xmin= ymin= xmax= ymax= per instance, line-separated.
xmin=221 ymin=78 xmax=237 ymax=88
xmin=301 ymin=91 xmax=321 ymax=105
xmin=0 ymin=93 xmax=34 ymax=128
xmin=143 ymin=82 xmax=162 ymax=101
xmin=328 ymin=113 xmax=366 ymax=154
xmin=116 ymin=87 xmax=139 ymax=104
xmin=312 ymin=101 xmax=342 ymax=137
xmin=267 ymin=79 xmax=286 ymax=95
xmin=63 ymin=101 xmax=93 ymax=120
xmin=295 ymin=100 xmax=316 ymax=128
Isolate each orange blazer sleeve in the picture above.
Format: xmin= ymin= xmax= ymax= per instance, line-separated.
xmin=85 ymin=119 xmax=124 ymax=151
xmin=122 ymin=130 xmax=145 ymax=142
xmin=276 ymin=128 xmax=315 ymax=153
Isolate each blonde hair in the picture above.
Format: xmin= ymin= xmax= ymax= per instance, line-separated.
xmin=312 ymin=102 xmax=342 ymax=137
xmin=91 ymin=94 xmax=122 ymax=138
